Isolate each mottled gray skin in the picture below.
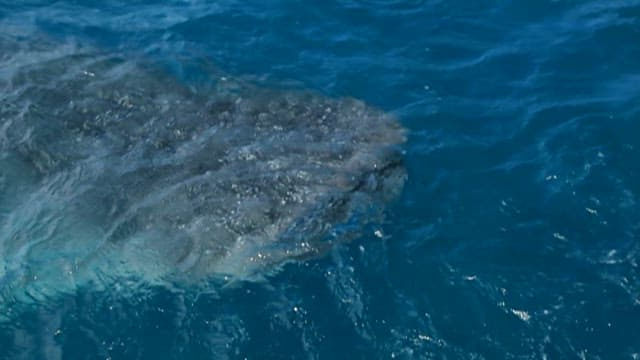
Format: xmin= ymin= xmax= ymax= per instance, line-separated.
xmin=0 ymin=37 xmax=405 ymax=305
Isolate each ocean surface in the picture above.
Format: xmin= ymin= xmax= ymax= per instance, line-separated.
xmin=1 ymin=1 xmax=639 ymax=359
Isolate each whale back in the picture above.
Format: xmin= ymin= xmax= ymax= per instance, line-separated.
xmin=0 ymin=36 xmax=406 ymax=304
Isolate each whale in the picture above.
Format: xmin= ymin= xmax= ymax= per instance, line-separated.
xmin=0 ymin=34 xmax=406 ymax=309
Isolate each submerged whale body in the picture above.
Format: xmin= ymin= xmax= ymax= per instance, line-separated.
xmin=0 ymin=36 xmax=405 ymax=305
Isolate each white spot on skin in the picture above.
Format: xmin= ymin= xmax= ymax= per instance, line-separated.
xmin=511 ymin=309 xmax=531 ymax=322
xmin=553 ymin=233 xmax=567 ymax=241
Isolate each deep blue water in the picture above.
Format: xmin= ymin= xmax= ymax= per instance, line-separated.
xmin=1 ymin=1 xmax=640 ymax=359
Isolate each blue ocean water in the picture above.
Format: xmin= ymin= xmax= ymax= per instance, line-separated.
xmin=1 ymin=0 xmax=639 ymax=359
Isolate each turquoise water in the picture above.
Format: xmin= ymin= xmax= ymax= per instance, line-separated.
xmin=1 ymin=1 xmax=640 ymax=358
